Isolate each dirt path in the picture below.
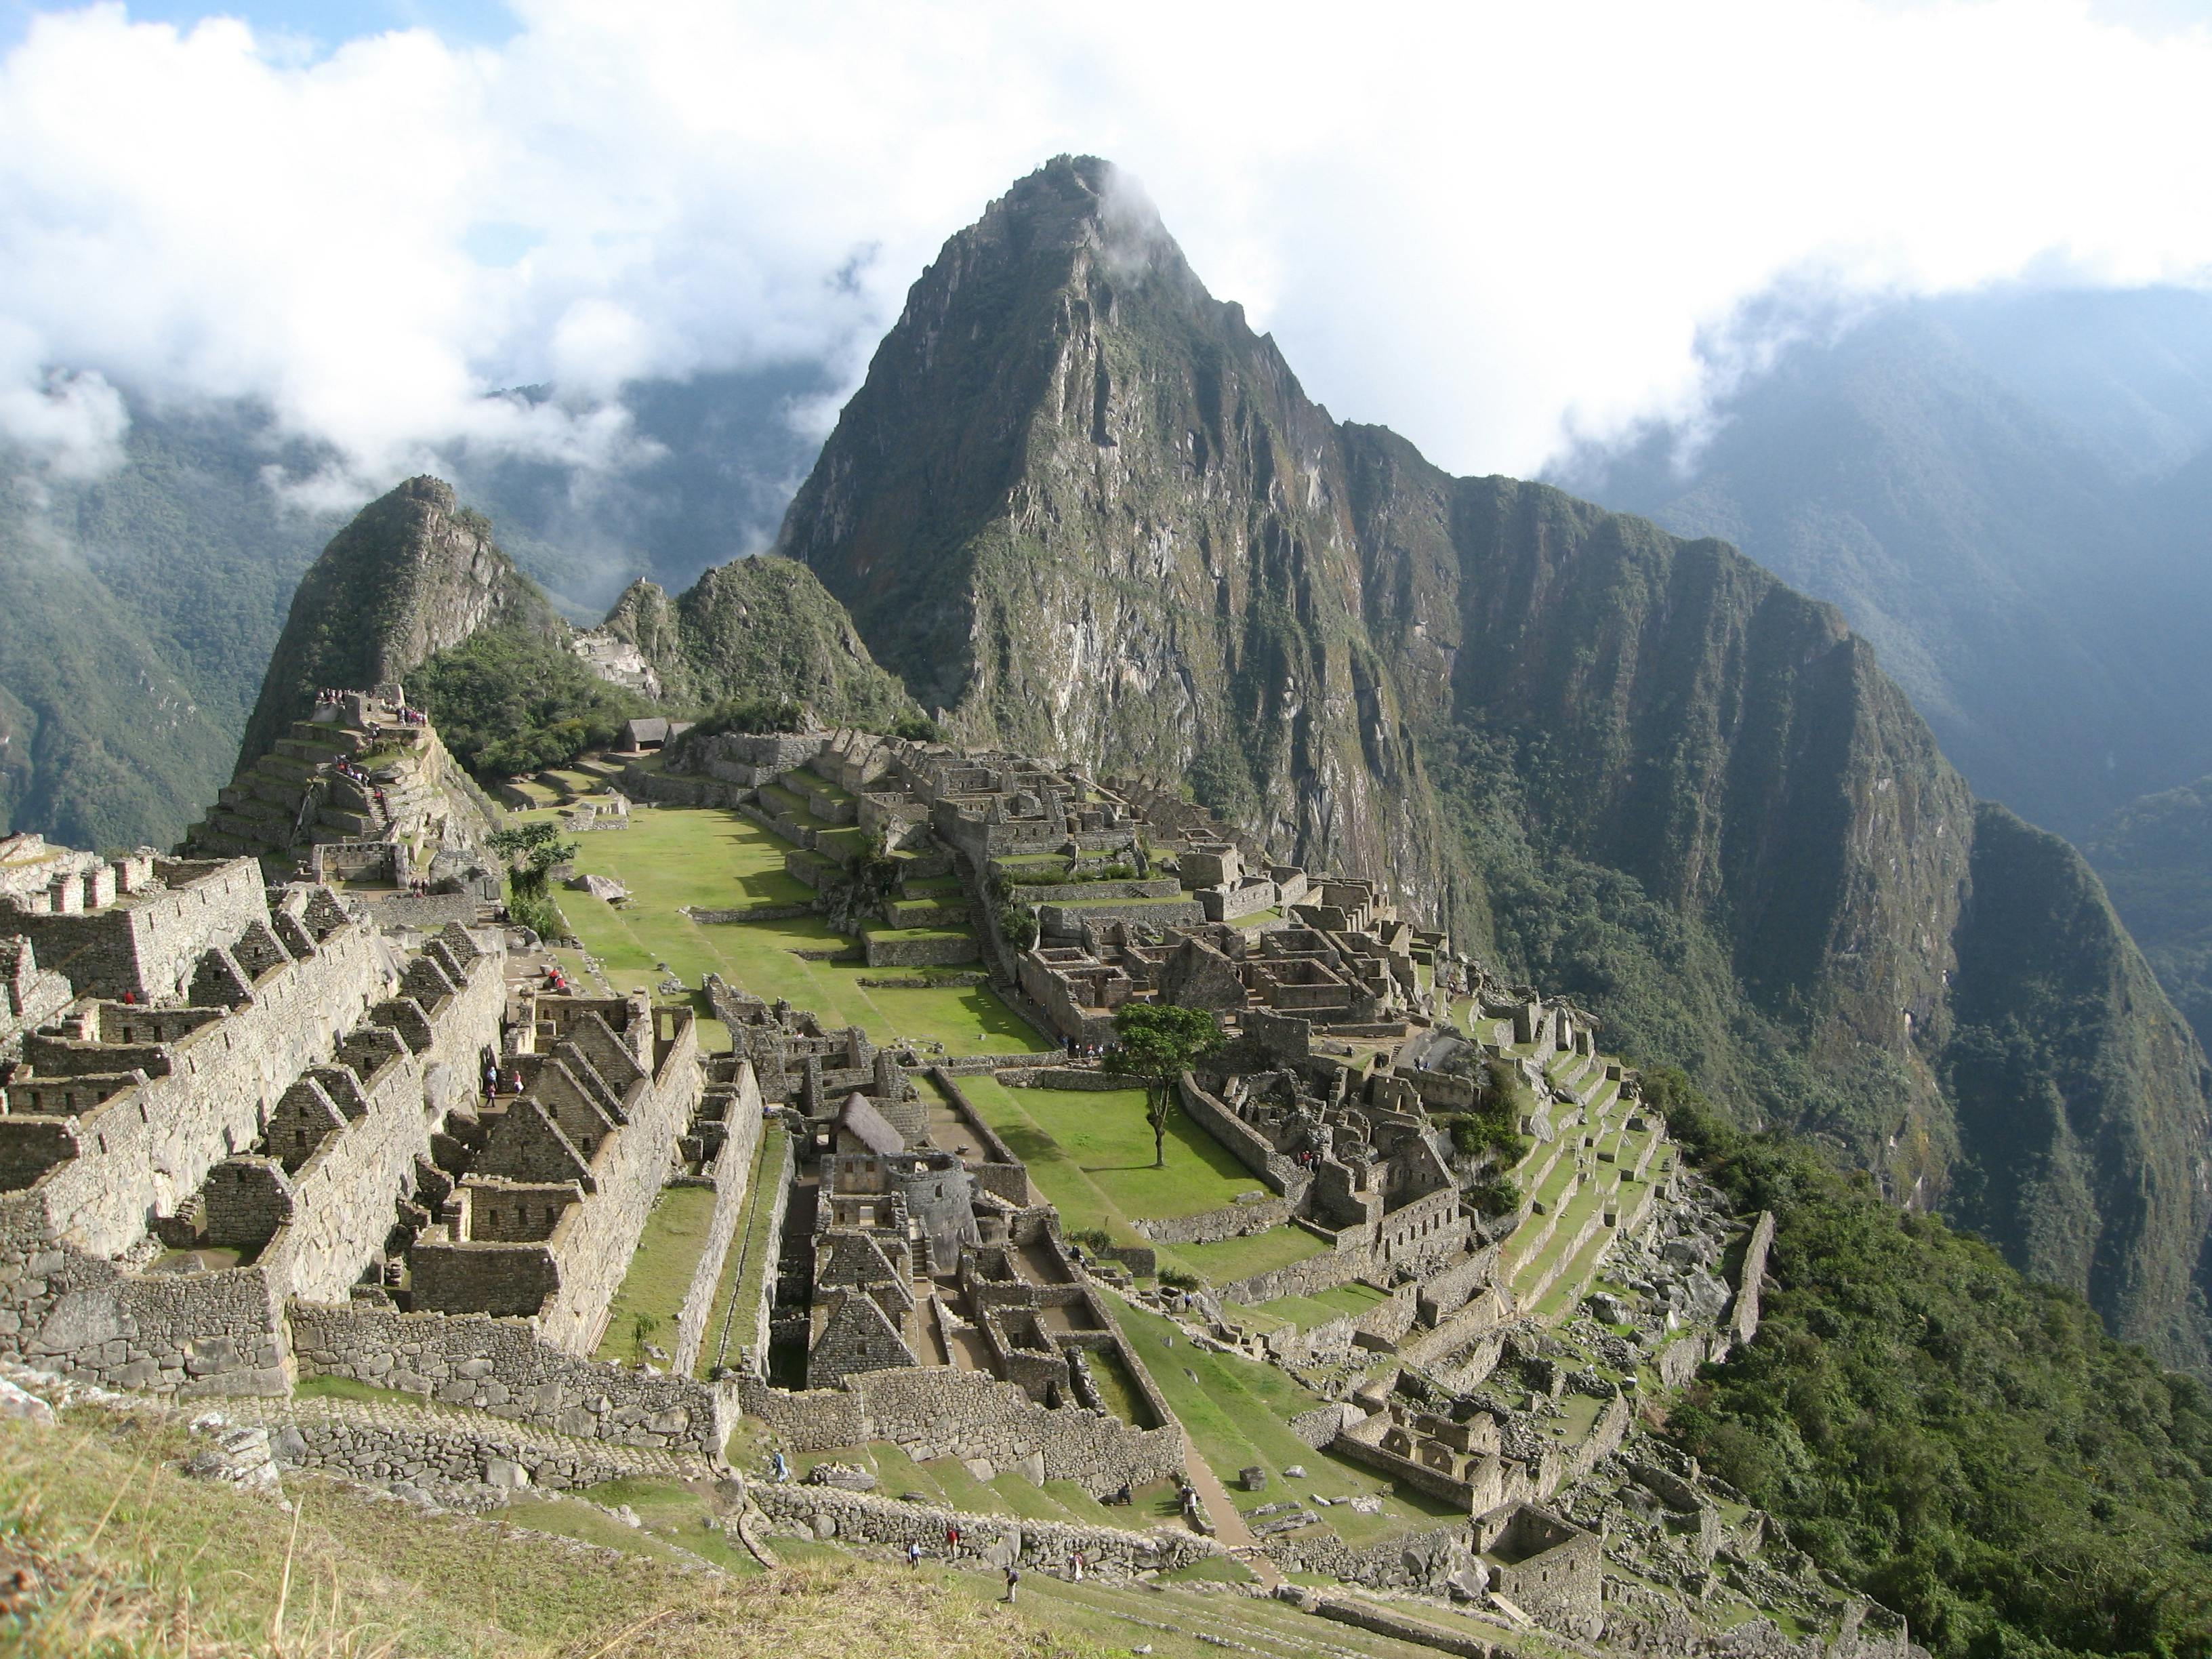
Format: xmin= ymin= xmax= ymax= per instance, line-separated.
xmin=1179 ymin=1429 xmax=1284 ymax=1590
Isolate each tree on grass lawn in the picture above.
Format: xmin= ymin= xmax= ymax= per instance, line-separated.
xmin=1112 ymin=1003 xmax=1224 ymax=1168
xmin=487 ymin=821 xmax=576 ymax=901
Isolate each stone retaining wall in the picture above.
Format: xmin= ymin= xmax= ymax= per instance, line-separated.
xmin=1176 ymin=1075 xmax=1300 ymax=1195
xmin=1134 ymin=1193 xmax=1296 ymax=1248
xmin=230 ymin=1394 xmax=701 ymax=1494
xmin=747 ymin=1480 xmax=1219 ymax=1574
xmin=683 ymin=904 xmax=813 ymax=924
xmin=1036 ymin=898 xmax=1207 ymax=936
xmin=1265 ymin=1518 xmax=1478 ymax=1595
xmin=994 ymin=1067 xmax=1141 ymax=1091
xmin=289 ymin=1302 xmax=735 ymax=1458
xmin=1731 ymin=1211 xmax=1775 ymax=1345
xmin=671 ymin=1063 xmax=764 ymax=1376
xmin=863 ymin=931 xmax=979 ymax=968
xmin=737 ymin=1364 xmax=1181 ymax=1496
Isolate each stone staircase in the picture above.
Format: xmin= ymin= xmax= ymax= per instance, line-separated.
xmin=183 ymin=714 xmax=470 ymax=874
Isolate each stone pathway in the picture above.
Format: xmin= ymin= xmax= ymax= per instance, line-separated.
xmin=1179 ymin=1428 xmax=1284 ymax=1590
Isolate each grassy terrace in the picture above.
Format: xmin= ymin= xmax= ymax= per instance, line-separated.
xmin=531 ymin=805 xmax=1048 ymax=1059
xmin=1174 ymin=1224 xmax=1332 ymax=1286
xmin=1109 ymin=1292 xmax=1460 ymax=1542
xmin=1251 ymin=1279 xmax=1389 ymax=1330
xmin=593 ymin=1185 xmax=721 ymax=1362
xmin=697 ymin=1128 xmax=785 ymax=1378
xmin=956 ymin=1078 xmax=1268 ymax=1273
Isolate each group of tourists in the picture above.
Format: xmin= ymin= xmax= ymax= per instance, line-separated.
xmin=1061 ymin=1034 xmax=1118 ymax=1063
xmin=312 ymin=687 xmax=428 ymax=728
xmin=480 ymin=1057 xmax=525 ymax=1100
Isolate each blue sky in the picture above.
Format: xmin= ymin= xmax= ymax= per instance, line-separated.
xmin=0 ymin=0 xmax=518 ymax=54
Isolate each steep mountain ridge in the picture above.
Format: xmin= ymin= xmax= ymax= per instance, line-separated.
xmin=774 ymin=155 xmax=2212 ymax=1370
xmin=1550 ymin=292 xmax=2212 ymax=840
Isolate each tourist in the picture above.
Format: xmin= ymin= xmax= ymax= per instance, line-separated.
xmin=1003 ymin=1563 xmax=1020 ymax=1603
xmin=945 ymin=1523 xmax=960 ymax=1558
xmin=906 ymin=1540 xmax=921 ymax=1568
xmin=1070 ymin=1551 xmax=1085 ymax=1583
xmin=771 ymin=1450 xmax=789 ymax=1483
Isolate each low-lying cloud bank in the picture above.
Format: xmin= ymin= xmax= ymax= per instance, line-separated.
xmin=4 ymin=0 xmax=2211 ymax=500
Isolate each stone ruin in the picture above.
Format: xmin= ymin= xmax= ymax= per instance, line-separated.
xmin=181 ymin=685 xmax=497 ymax=920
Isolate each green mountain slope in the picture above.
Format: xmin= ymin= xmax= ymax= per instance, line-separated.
xmin=2086 ymin=777 xmax=2212 ymax=1054
xmin=583 ymin=555 xmax=914 ymax=726
xmin=0 ymin=408 xmax=343 ymax=846
xmin=236 ymin=475 xmax=562 ymax=771
xmin=773 ymin=155 xmax=2212 ymax=1372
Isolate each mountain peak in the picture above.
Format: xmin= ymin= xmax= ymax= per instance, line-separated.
xmin=234 ymin=474 xmax=556 ymax=769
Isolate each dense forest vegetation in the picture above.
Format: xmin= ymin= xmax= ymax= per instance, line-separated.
xmin=1647 ymin=1069 xmax=2212 ymax=1659
xmin=413 ymin=624 xmax=652 ymax=778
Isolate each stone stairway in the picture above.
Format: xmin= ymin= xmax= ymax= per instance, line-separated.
xmin=184 ymin=714 xmax=469 ymax=872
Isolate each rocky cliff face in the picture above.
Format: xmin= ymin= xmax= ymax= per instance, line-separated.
xmin=237 ymin=476 xmax=557 ymax=770
xmin=774 ymin=155 xmax=2212 ymax=1369
xmin=775 ymin=159 xmax=1448 ymax=904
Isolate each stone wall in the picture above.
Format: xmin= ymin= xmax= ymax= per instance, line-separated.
xmin=1036 ymin=897 xmax=1206 ymax=936
xmin=263 ymin=957 xmax=506 ymax=1305
xmin=748 ymin=1481 xmax=1220 ymax=1574
xmin=0 ymin=913 xmax=491 ymax=1397
xmin=1176 ymin=1076 xmax=1300 ymax=1195
xmin=671 ymin=1063 xmax=765 ymax=1376
xmin=993 ymin=1067 xmax=1139 ymax=1091
xmin=738 ymin=1364 xmax=1183 ymax=1496
xmin=1135 ymin=1192 xmax=1297 ymax=1248
xmin=863 ymin=931 xmax=979 ymax=969
xmin=1265 ymin=1517 xmax=1480 ymax=1596
xmin=9 ymin=857 xmax=270 ymax=1004
xmin=726 ymin=1129 xmax=794 ymax=1376
xmin=532 ymin=1012 xmax=703 ymax=1354
xmin=1732 ymin=1210 xmax=1776 ymax=1346
xmin=18 ymin=912 xmax=392 ymax=1256
xmin=1417 ymin=1246 xmax=1502 ymax=1326
xmin=230 ymin=1394 xmax=701 ymax=1496
xmin=289 ymin=1301 xmax=735 ymax=1458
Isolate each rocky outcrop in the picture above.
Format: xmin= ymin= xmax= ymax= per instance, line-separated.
xmin=769 ymin=156 xmax=2212 ymax=1372
xmin=237 ymin=476 xmax=559 ymax=771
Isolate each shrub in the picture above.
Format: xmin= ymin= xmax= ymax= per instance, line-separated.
xmin=1467 ymin=1175 xmax=1522 ymax=1217
xmin=1158 ymin=1267 xmax=1202 ymax=1292
xmin=692 ymin=693 xmax=805 ymax=737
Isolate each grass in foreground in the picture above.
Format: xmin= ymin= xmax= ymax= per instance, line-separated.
xmin=0 ymin=1406 xmax=1094 ymax=1658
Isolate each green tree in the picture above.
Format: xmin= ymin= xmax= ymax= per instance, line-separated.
xmin=1111 ymin=1003 xmax=1223 ymax=1168
xmin=487 ymin=821 xmax=575 ymax=901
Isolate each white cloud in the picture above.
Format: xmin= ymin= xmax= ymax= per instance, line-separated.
xmin=1 ymin=0 xmax=2210 ymax=491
